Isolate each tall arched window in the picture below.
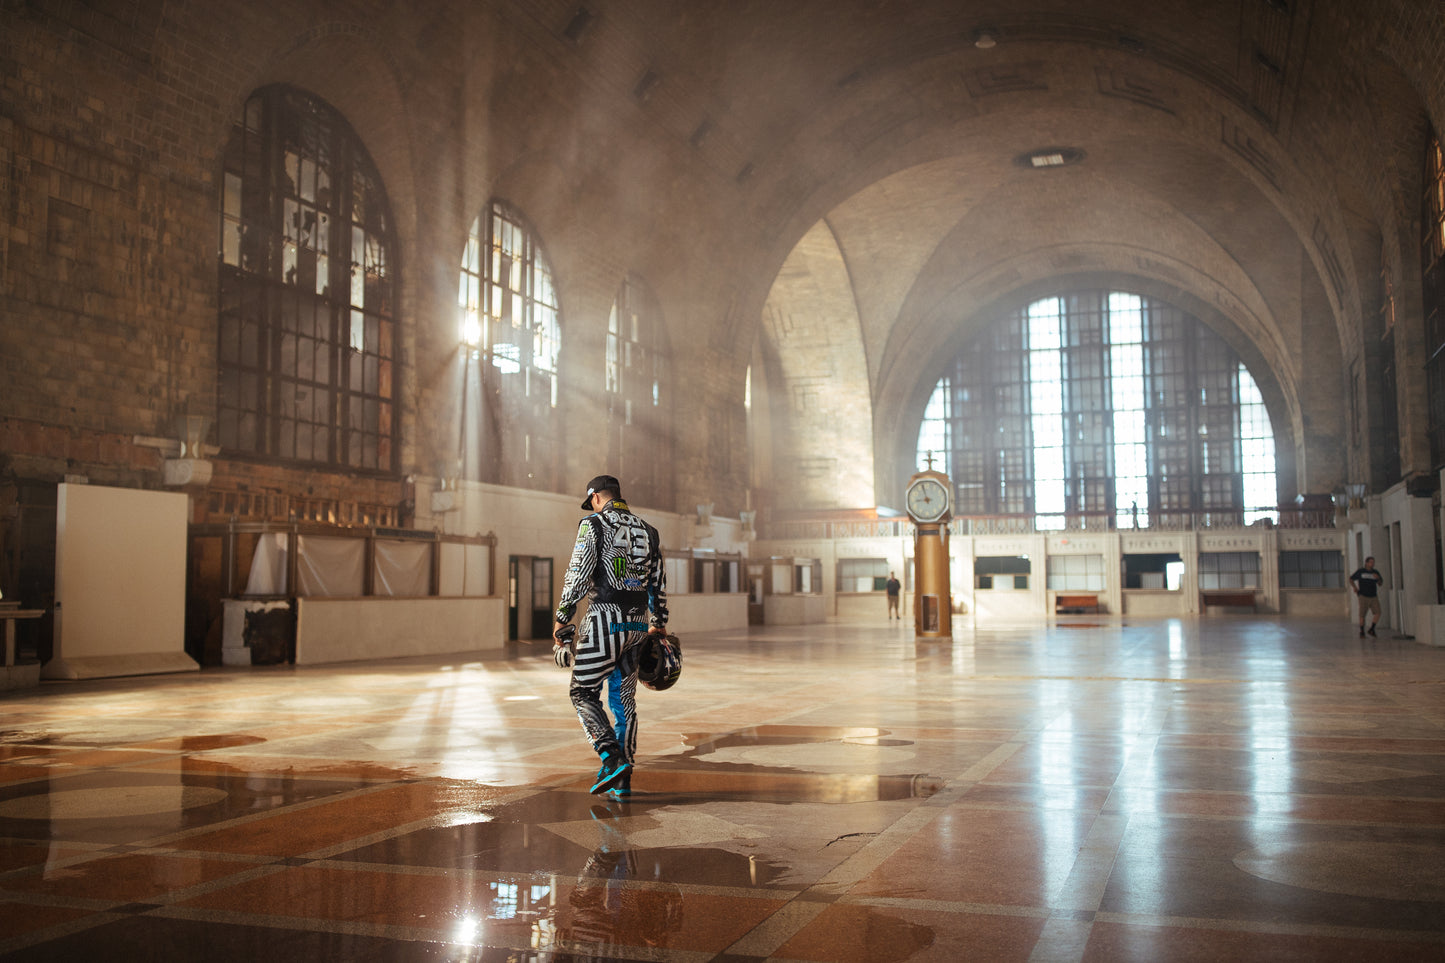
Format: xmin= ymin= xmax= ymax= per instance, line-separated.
xmin=605 ymin=276 xmax=671 ymax=508
xmin=458 ymin=200 xmax=561 ymax=489
xmin=218 ymin=86 xmax=398 ymax=470
xmin=1422 ymin=133 xmax=1445 ymax=467
xmin=916 ymin=291 xmax=1278 ymax=529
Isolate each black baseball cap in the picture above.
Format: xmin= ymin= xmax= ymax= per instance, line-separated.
xmin=582 ymin=474 xmax=621 ymax=508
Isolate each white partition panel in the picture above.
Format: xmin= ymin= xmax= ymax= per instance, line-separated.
xmin=295 ymin=597 xmax=506 ymax=664
xmin=764 ymin=594 xmax=826 ymax=625
xmin=46 ymin=484 xmax=197 ymax=679
xmin=667 ymin=594 xmax=749 ymax=632
xmin=439 ymin=542 xmax=492 ymax=596
xmin=464 ymin=544 xmax=490 ymax=596
xmin=439 ymin=542 xmax=466 ymax=596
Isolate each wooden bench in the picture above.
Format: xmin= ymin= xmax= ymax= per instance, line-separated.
xmin=1054 ymin=593 xmax=1100 ymax=614
xmin=1201 ymin=590 xmax=1258 ymax=612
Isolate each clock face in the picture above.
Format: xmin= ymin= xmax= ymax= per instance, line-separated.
xmin=907 ymin=477 xmax=949 ymax=522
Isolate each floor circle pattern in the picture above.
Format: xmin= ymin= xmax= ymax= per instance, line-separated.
xmin=1233 ymin=841 xmax=1445 ymax=901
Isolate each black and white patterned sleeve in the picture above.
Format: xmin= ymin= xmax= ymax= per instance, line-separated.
xmin=555 ymin=517 xmax=596 ymax=625
xmin=646 ymin=522 xmax=668 ymax=630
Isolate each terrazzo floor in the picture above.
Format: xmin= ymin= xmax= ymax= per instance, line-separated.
xmin=0 ymin=615 xmax=1443 ymax=961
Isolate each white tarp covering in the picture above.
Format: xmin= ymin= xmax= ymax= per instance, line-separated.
xmin=244 ymin=533 xmax=289 ymax=596
xmin=374 ymin=539 xmax=431 ymax=597
xmin=296 ymin=535 xmax=365 ymax=597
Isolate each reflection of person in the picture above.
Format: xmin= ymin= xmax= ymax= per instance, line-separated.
xmin=561 ymin=802 xmax=684 ymax=949
xmin=885 ymin=572 xmax=901 ymax=619
xmin=555 ymin=475 xmax=669 ymax=795
xmin=1349 ymin=556 xmax=1384 ymax=638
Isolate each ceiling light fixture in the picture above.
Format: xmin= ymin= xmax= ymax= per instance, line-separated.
xmin=973 ymin=28 xmax=998 ymax=50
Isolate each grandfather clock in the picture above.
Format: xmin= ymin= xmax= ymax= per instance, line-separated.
xmin=905 ymin=455 xmax=953 ymax=639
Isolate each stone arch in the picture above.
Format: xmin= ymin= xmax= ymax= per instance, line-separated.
xmin=758 ymin=219 xmax=876 ymax=510
xmin=215 ymin=27 xmax=423 ymax=472
xmin=724 ymin=36 xmax=1393 ymax=387
xmin=227 ymin=26 xmax=419 ymax=256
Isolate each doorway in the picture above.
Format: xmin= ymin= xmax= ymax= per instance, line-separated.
xmin=508 ymin=555 xmax=554 ymax=641
xmin=746 ymin=563 xmax=765 ymax=625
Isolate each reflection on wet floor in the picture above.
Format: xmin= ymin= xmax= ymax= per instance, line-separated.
xmin=779 ymin=905 xmax=940 ymax=963
xmin=631 ymin=767 xmax=946 ymax=804
xmin=1 ymin=617 xmax=1443 ymax=961
xmin=671 ymin=725 xmax=944 ymax=801
xmin=330 ymin=789 xmax=788 ymax=887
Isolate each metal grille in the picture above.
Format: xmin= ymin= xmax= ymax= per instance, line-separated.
xmin=919 ymin=290 xmax=1276 ymax=527
xmin=459 ymin=201 xmax=562 ymax=489
xmin=1422 ymin=137 xmax=1445 ymax=468
xmin=218 ymin=87 xmax=398 ymax=472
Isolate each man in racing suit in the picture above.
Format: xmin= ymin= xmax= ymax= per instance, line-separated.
xmin=555 ymin=474 xmax=668 ymax=795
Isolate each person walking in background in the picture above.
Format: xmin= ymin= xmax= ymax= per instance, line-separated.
xmin=885 ymin=571 xmax=901 ymax=620
xmin=554 ymin=475 xmax=669 ymax=795
xmin=1349 ymin=555 xmax=1384 ymax=638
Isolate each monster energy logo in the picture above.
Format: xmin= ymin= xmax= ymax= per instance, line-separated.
xmin=612 ymin=556 xmax=627 ymax=578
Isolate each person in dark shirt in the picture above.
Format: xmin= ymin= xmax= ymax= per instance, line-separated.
xmin=885 ymin=572 xmax=901 ymax=620
xmin=1349 ymin=556 xmax=1385 ymax=638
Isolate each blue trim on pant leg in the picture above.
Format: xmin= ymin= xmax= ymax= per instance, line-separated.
xmin=613 ymin=667 xmax=638 ymax=763
xmin=606 ymin=662 xmax=629 ymax=761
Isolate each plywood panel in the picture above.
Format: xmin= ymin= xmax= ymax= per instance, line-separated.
xmin=48 ymin=484 xmax=195 ymax=678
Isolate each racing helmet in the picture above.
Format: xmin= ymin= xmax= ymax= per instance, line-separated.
xmin=637 ymin=633 xmax=682 ymax=691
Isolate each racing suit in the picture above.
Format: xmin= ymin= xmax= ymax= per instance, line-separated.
xmin=555 ymin=498 xmax=668 ymax=766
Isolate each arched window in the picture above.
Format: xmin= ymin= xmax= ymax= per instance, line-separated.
xmin=1422 ymin=133 xmax=1445 ymax=467
xmin=916 ymin=291 xmax=1278 ymax=529
xmin=458 ymin=201 xmax=561 ymax=489
xmin=605 ymin=276 xmax=671 ymax=508
xmin=218 ymin=86 xmax=398 ymax=470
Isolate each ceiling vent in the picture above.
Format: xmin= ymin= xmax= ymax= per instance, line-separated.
xmin=1015 ymin=147 xmax=1085 ymax=169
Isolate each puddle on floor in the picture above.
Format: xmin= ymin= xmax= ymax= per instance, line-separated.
xmin=333 ymin=792 xmax=790 ymax=889
xmin=666 ymin=725 xmax=942 ymax=802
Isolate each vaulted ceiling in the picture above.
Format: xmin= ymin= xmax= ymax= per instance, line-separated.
xmin=579 ymin=0 xmax=1440 ymax=510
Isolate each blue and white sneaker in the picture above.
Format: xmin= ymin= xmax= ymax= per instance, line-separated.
xmin=590 ymin=755 xmax=632 ymax=794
